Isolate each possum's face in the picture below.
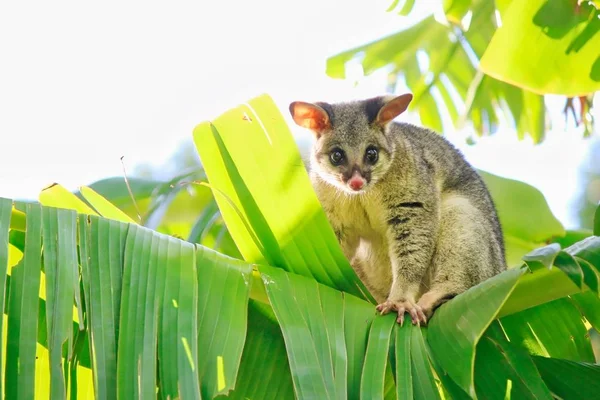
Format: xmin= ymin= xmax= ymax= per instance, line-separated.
xmin=289 ymin=94 xmax=412 ymax=194
xmin=310 ymin=122 xmax=394 ymax=194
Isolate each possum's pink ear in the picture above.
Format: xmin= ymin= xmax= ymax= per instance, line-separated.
xmin=289 ymin=101 xmax=331 ymax=136
xmin=375 ymin=93 xmax=413 ymax=126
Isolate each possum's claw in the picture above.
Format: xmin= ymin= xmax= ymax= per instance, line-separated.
xmin=376 ymin=299 xmax=427 ymax=326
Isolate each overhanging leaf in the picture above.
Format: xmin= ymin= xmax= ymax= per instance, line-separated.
xmin=480 ymin=0 xmax=600 ymax=95
xmin=443 ymin=0 xmax=473 ymax=25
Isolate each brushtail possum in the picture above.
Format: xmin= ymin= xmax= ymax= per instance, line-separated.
xmin=289 ymin=94 xmax=506 ymax=325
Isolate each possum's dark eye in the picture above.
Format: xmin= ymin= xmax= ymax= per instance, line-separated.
xmin=329 ymin=149 xmax=345 ymax=166
xmin=365 ymin=147 xmax=378 ymax=164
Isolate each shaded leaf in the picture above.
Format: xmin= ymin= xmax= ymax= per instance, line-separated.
xmin=474 ymin=325 xmax=552 ymax=400
xmin=219 ymin=301 xmax=294 ymax=400
xmin=554 ymin=251 xmax=584 ymax=289
xmin=532 ymin=356 xmax=600 ymax=400
xmin=427 ymin=267 xmax=524 ymax=396
xmin=500 ymin=298 xmax=595 ymax=362
xmin=570 ymin=291 xmax=600 ymax=331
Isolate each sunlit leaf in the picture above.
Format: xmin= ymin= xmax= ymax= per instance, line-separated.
xmin=443 ymin=0 xmax=472 ymax=25
xmin=79 ymin=186 xmax=136 ymax=223
xmin=193 ymin=94 xmax=371 ymax=301
xmin=39 ymin=183 xmax=97 ymax=215
xmin=480 ymin=0 xmax=600 ymax=95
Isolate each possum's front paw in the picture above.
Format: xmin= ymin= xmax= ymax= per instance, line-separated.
xmin=376 ymin=299 xmax=427 ymax=326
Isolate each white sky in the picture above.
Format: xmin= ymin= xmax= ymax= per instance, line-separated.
xmin=0 ymin=0 xmax=598 ymax=228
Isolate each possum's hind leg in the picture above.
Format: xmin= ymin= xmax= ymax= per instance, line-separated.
xmin=417 ymin=193 xmax=499 ymax=321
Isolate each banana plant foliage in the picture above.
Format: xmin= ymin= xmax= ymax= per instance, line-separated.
xmin=1 ymin=94 xmax=600 ymax=399
xmin=327 ymin=0 xmax=599 ymax=141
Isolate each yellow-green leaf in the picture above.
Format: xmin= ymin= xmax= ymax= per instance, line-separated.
xmin=480 ymin=0 xmax=600 ymax=96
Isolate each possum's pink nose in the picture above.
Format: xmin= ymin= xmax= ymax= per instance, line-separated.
xmin=348 ymin=176 xmax=365 ymax=191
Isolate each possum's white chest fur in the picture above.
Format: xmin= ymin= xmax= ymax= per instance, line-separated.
xmin=313 ymin=180 xmax=394 ymax=301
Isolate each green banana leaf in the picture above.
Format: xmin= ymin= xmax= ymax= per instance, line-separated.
xmin=1 ymin=93 xmax=600 ymax=399
xmin=480 ymin=0 xmax=600 ymax=96
xmin=326 ymin=0 xmax=550 ymax=142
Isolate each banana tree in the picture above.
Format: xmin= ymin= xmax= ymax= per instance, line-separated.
xmin=327 ymin=0 xmax=600 ymax=141
xmin=1 ymin=94 xmax=600 ymax=399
